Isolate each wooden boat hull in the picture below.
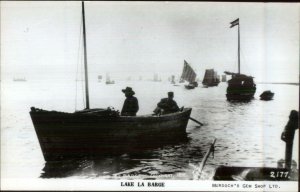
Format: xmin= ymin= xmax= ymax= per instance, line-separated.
xmin=185 ymin=85 xmax=195 ymax=89
xmin=226 ymin=87 xmax=256 ymax=101
xmin=30 ymin=108 xmax=192 ymax=161
xmin=185 ymin=82 xmax=198 ymax=89
xmin=202 ymin=82 xmax=220 ymax=87
xmin=225 ymin=72 xmax=256 ymax=101
xmin=260 ymin=95 xmax=274 ymax=100
xmin=260 ymin=91 xmax=274 ymax=101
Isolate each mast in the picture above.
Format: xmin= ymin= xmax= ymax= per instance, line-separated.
xmin=82 ymin=1 xmax=90 ymax=109
xmin=238 ymin=22 xmax=240 ymax=74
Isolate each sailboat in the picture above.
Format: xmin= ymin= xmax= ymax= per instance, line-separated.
xmin=180 ymin=60 xmax=198 ymax=89
xmin=153 ymin=73 xmax=162 ymax=82
xmin=13 ymin=77 xmax=27 ymax=82
xmin=170 ymin=75 xmax=175 ymax=84
xmin=105 ymin=73 xmax=115 ymax=84
xmin=202 ymin=69 xmax=220 ymax=87
xmin=221 ymin=75 xmax=227 ymax=82
xmin=97 ymin=75 xmax=102 ymax=82
xmin=225 ymin=18 xmax=256 ymax=101
xmin=29 ymin=2 xmax=192 ymax=161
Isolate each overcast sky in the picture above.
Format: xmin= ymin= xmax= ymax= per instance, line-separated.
xmin=1 ymin=2 xmax=299 ymax=82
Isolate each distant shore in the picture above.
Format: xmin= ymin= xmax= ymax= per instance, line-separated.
xmin=257 ymin=82 xmax=299 ymax=86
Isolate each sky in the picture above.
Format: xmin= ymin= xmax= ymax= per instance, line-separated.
xmin=1 ymin=1 xmax=299 ymax=83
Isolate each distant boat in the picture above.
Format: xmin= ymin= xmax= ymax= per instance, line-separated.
xmin=260 ymin=90 xmax=274 ymax=101
xmin=180 ymin=60 xmax=198 ymax=89
xmin=153 ymin=73 xmax=162 ymax=82
xmin=225 ymin=18 xmax=256 ymax=101
xmin=225 ymin=71 xmax=256 ymax=101
xmin=97 ymin=75 xmax=102 ymax=82
xmin=13 ymin=78 xmax=26 ymax=82
xmin=202 ymin=69 xmax=220 ymax=87
xmin=170 ymin=75 xmax=175 ymax=84
xmin=221 ymin=75 xmax=227 ymax=82
xmin=106 ymin=73 xmax=115 ymax=84
xmin=30 ymin=1 xmax=193 ymax=161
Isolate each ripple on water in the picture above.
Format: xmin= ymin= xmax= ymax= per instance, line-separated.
xmin=1 ymin=82 xmax=299 ymax=179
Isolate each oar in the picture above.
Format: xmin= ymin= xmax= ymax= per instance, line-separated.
xmin=189 ymin=117 xmax=204 ymax=126
xmin=197 ymin=138 xmax=217 ymax=178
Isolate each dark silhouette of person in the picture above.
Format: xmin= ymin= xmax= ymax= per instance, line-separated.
xmin=154 ymin=92 xmax=180 ymax=115
xmin=281 ymin=110 xmax=298 ymax=170
xmin=121 ymin=87 xmax=139 ymax=116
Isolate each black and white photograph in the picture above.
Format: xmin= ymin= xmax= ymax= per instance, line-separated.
xmin=1 ymin=1 xmax=299 ymax=191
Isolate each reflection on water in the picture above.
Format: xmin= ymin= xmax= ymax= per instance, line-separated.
xmin=41 ymin=137 xmax=198 ymax=179
xmin=1 ymin=80 xmax=299 ymax=180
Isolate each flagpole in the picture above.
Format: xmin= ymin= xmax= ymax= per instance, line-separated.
xmin=238 ymin=22 xmax=240 ymax=74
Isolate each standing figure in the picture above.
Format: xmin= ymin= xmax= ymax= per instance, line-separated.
xmin=121 ymin=87 xmax=139 ymax=116
xmin=154 ymin=92 xmax=180 ymax=115
xmin=281 ymin=110 xmax=299 ymax=170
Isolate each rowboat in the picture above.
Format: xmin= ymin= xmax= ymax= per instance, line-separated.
xmin=30 ymin=107 xmax=191 ymax=161
xmin=260 ymin=90 xmax=274 ymax=101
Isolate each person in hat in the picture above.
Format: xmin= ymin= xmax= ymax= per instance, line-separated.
xmin=281 ymin=110 xmax=298 ymax=170
xmin=121 ymin=87 xmax=139 ymax=116
xmin=153 ymin=92 xmax=180 ymax=115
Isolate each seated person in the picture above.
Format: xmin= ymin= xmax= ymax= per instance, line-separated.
xmin=153 ymin=92 xmax=180 ymax=115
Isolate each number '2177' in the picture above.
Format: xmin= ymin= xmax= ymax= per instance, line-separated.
xmin=270 ymin=171 xmax=289 ymax=179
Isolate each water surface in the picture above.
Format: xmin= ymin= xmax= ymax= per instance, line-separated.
xmin=1 ymin=79 xmax=299 ymax=180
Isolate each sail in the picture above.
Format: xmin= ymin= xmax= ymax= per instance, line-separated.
xmin=202 ymin=69 xmax=219 ymax=84
xmin=180 ymin=60 xmax=197 ymax=83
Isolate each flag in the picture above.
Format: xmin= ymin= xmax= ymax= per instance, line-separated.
xmin=230 ymin=18 xmax=239 ymax=28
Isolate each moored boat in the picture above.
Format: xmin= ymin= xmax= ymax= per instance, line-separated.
xmin=225 ymin=71 xmax=256 ymax=101
xmin=225 ymin=18 xmax=256 ymax=101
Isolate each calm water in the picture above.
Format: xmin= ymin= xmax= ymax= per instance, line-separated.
xmin=1 ymin=79 xmax=299 ymax=180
